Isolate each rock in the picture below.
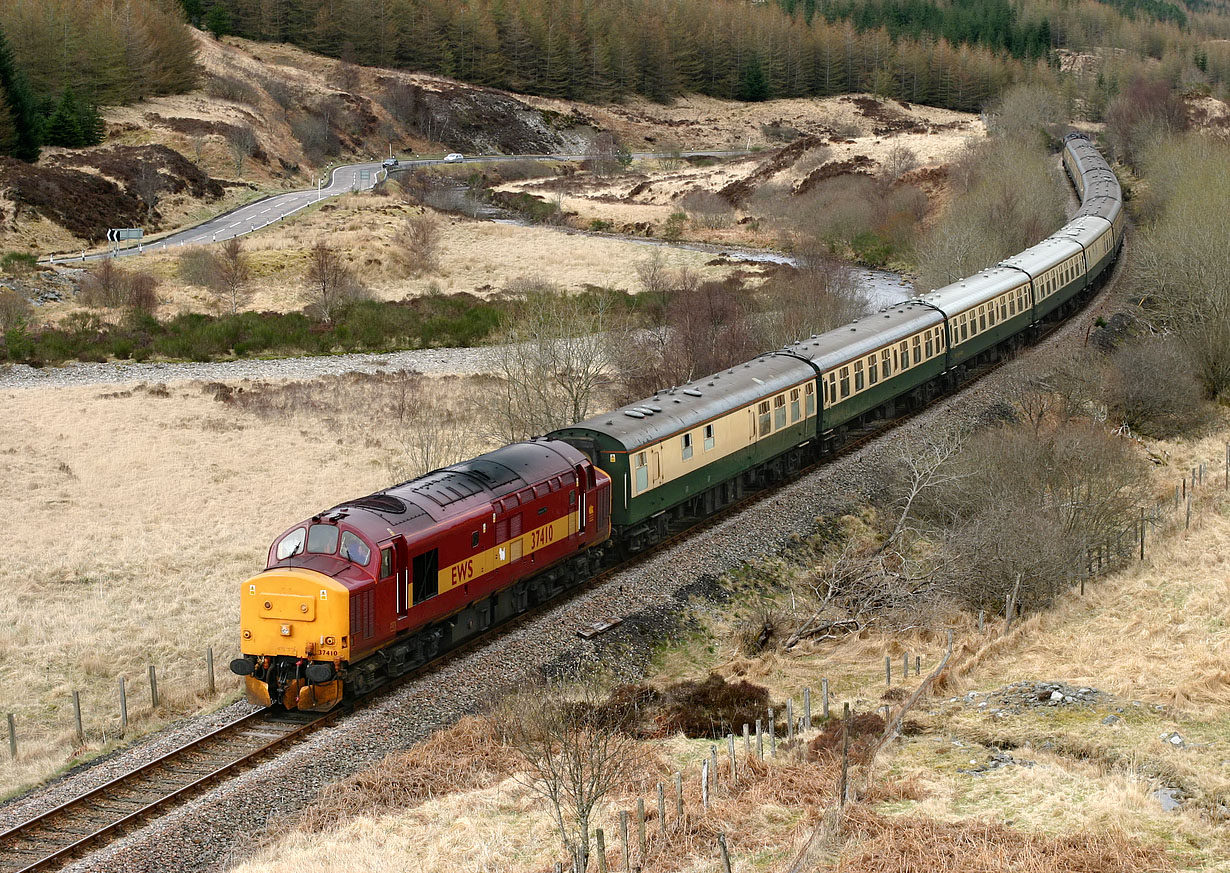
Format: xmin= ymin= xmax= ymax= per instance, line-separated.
xmin=1050 ymin=691 xmax=1064 ymax=701
xmin=1102 ymin=714 xmax=1121 ymax=725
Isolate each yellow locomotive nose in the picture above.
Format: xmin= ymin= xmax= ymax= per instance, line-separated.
xmin=235 ymin=567 xmax=351 ymax=710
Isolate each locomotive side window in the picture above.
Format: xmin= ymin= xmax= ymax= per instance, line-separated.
xmin=340 ymin=531 xmax=371 ymax=565
xmin=276 ymin=527 xmax=306 ymax=560
xmin=380 ymin=547 xmax=393 ymax=578
xmin=412 ymin=549 xmax=439 ymax=604
xmin=307 ymin=524 xmax=339 ymax=555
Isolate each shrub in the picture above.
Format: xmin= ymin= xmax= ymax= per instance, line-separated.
xmin=679 ymin=190 xmax=734 ymax=230
xmin=1108 ymin=337 xmax=1207 ymax=437
xmin=206 ymin=74 xmax=262 ymax=107
xmin=0 ymin=288 xmax=31 ymax=330
xmin=1 ymin=252 xmax=38 ymax=275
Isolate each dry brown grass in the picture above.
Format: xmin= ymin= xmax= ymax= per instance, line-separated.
xmin=0 ymin=373 xmax=495 ymax=798
xmin=831 ymin=803 xmax=1173 ymax=873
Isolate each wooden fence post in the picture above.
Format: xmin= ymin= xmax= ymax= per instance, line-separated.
xmin=756 ymin=719 xmax=763 ymax=759
xmin=709 ymin=745 xmax=718 ymax=795
xmin=727 ymin=733 xmax=737 ymax=785
xmin=636 ymin=797 xmax=646 ymax=862
xmin=903 ymin=651 xmax=910 ymax=679
xmin=1187 ymin=494 xmax=1192 ymax=529
xmin=657 ymin=782 xmax=666 ymax=836
xmin=674 ymin=772 xmax=683 ymax=821
xmin=839 ymin=702 xmax=851 ymax=807
xmin=804 ymin=687 xmax=811 ymax=729
xmin=119 ymin=676 xmax=128 ymax=736
xmin=822 ymin=678 xmax=829 ymax=719
xmin=885 ymin=655 xmax=892 ymax=685
xmin=768 ymin=708 xmax=776 ymax=758
xmin=915 ymin=655 xmax=921 ymax=675
xmin=743 ymin=722 xmax=750 ymax=753
xmin=73 ymin=691 xmax=84 ymax=746
xmin=8 ymin=713 xmax=16 ymax=760
xmin=596 ymin=828 xmax=608 ymax=873
xmin=620 ymin=810 xmax=630 ymax=871
xmin=786 ymin=699 xmax=794 ymax=743
xmin=206 ymin=647 xmax=216 ymax=696
xmin=1139 ymin=507 xmax=1145 ymax=560
xmin=149 ymin=665 xmax=159 ymax=709
xmin=701 ymin=759 xmax=710 ymax=810
xmin=717 ymin=833 xmax=733 ymax=873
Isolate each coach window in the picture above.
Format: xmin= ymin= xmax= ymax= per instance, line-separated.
xmin=790 ymin=388 xmax=801 ymax=421
xmin=805 ymin=383 xmax=816 ymax=415
xmin=307 ymin=524 xmax=339 ymax=555
xmin=1009 ymin=294 xmax=1016 ymax=315
xmin=899 ymin=341 xmax=910 ymax=370
xmin=635 ymin=452 xmax=649 ymax=492
xmin=839 ymin=367 xmax=850 ymax=398
xmin=924 ymin=333 xmax=933 ymax=359
xmin=912 ymin=335 xmax=922 ymax=364
xmin=704 ymin=424 xmax=715 ymax=451
xmin=758 ymin=401 xmax=772 ymax=436
xmin=881 ymin=348 xmax=892 ymax=378
xmin=959 ymin=317 xmax=968 ymax=342
xmin=978 ymin=308 xmax=986 ymax=332
xmin=682 ymin=432 xmax=693 ymax=461
xmin=340 ymin=531 xmax=371 ymax=565
xmin=774 ymin=394 xmax=787 ymax=428
xmin=826 ymin=373 xmax=836 ymax=406
xmin=868 ymin=355 xmax=878 ymax=384
xmin=853 ymin=360 xmax=864 ymax=392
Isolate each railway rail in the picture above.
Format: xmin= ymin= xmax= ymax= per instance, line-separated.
xmin=0 ymin=235 xmax=1123 ymax=873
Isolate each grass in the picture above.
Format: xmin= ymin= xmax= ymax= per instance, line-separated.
xmin=0 ymin=372 xmax=496 ymax=799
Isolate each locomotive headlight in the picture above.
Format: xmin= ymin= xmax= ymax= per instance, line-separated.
xmin=324 ymin=636 xmax=336 ymax=646
xmin=280 ymin=624 xmax=291 ymax=636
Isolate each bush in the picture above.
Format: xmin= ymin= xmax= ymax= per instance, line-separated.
xmin=206 ymin=74 xmax=262 ymax=107
xmin=679 ymin=190 xmax=734 ymax=230
xmin=1108 ymin=337 xmax=1206 ymax=437
xmin=1 ymin=252 xmax=38 ymax=275
xmin=0 ymin=288 xmax=31 ymax=330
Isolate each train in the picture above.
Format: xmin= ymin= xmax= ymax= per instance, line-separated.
xmin=231 ymin=132 xmax=1123 ymax=711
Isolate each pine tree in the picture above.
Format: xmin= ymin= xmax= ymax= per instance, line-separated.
xmin=206 ymin=4 xmax=232 ymax=38
xmin=738 ymin=53 xmax=770 ymax=101
xmin=0 ymin=23 xmax=40 ymax=161
xmin=44 ymin=88 xmax=84 ymax=147
xmin=0 ymin=88 xmax=15 ymax=156
xmin=77 ymin=99 xmax=105 ymax=146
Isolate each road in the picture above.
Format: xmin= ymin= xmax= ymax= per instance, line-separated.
xmin=45 ymin=151 xmax=748 ymax=264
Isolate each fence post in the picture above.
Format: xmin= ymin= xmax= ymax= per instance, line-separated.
xmin=903 ymin=651 xmax=910 ymax=679
xmin=596 ymin=828 xmax=608 ymax=873
xmin=1187 ymin=494 xmax=1192 ymax=529
xmin=717 ymin=833 xmax=733 ymax=873
xmin=839 ymin=702 xmax=851 ymax=807
xmin=636 ymin=797 xmax=646 ymax=862
xmin=822 ymin=678 xmax=830 ymax=719
xmin=119 ymin=676 xmax=128 ymax=736
xmin=620 ymin=810 xmax=631 ymax=871
xmin=915 ymin=655 xmax=921 ymax=675
xmin=727 ymin=733 xmax=737 ymax=785
xmin=743 ymin=722 xmax=750 ymax=753
xmin=1225 ymin=442 xmax=1228 ymax=490
xmin=1139 ymin=507 xmax=1145 ymax=560
xmin=8 ymin=713 xmax=16 ymax=760
xmin=804 ymin=687 xmax=812 ymax=729
xmin=73 ymin=690 xmax=84 ymax=746
xmin=657 ymin=782 xmax=666 ymax=836
xmin=701 ymin=759 xmax=709 ymax=810
xmin=768 ymin=708 xmax=776 ymax=758
xmin=756 ymin=719 xmax=763 ymax=759
xmin=206 ymin=647 xmax=216 ymax=696
xmin=149 ymin=665 xmax=159 ymax=709
xmin=674 ymin=772 xmax=683 ymax=821
xmin=885 ymin=655 xmax=892 ymax=685
xmin=786 ymin=699 xmax=794 ymax=743
xmin=709 ymin=745 xmax=718 ymax=795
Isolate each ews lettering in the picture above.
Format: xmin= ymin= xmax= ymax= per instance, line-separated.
xmin=450 ymin=559 xmax=475 ymax=586
xmin=530 ymin=525 xmax=555 ymax=550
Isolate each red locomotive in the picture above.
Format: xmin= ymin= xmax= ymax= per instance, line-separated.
xmin=231 ymin=440 xmax=610 ymax=710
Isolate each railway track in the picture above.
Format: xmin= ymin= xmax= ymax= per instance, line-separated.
xmin=0 ymin=710 xmax=329 ymax=873
xmin=0 ymin=253 xmax=1122 ymax=873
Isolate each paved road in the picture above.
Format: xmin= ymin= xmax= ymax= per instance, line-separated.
xmin=43 ymin=151 xmax=749 ymax=264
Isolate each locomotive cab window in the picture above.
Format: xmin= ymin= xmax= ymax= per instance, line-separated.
xmin=681 ymin=432 xmax=693 ymax=460
xmin=471 ymin=531 xmax=480 ymax=548
xmin=276 ymin=527 xmax=306 ymax=560
xmin=307 ymin=524 xmax=339 ymax=555
xmin=340 ymin=531 xmax=370 ymax=565
xmin=704 ymin=424 xmax=715 ymax=451
xmin=412 ymin=548 xmax=439 ymax=604
xmin=380 ymin=547 xmax=393 ymax=579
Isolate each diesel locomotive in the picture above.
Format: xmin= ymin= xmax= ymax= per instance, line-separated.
xmin=232 ymin=132 xmax=1123 ymax=710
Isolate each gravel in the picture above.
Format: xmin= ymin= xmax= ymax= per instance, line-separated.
xmin=0 ymin=252 xmax=1135 ymax=872
xmin=0 ymin=346 xmax=507 ymax=391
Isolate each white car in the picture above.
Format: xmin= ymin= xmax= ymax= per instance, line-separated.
xmin=443 ymin=153 xmax=465 ymax=163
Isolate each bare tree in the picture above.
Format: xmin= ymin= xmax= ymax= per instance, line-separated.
xmin=679 ymin=189 xmax=735 ymax=229
xmin=301 ymin=240 xmax=368 ymax=323
xmin=758 ymin=247 xmax=867 ymax=349
xmin=228 ymin=126 xmax=257 ymax=177
xmin=0 ymin=288 xmax=31 ymax=330
xmin=132 ymin=164 xmax=163 ymax=211
xmin=488 ymin=281 xmax=625 ymax=442
xmin=878 ymin=144 xmax=919 ymax=185
xmin=385 ymin=372 xmax=472 ymax=478
xmin=586 ymin=131 xmax=629 ymax=178
xmin=401 ymin=211 xmax=441 ymax=275
xmin=494 ymin=678 xmax=639 ymax=872
xmin=212 ymin=238 xmax=252 ymax=315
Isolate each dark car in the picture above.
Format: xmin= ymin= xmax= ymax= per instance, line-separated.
xmin=381 ymin=157 xmax=399 ymax=168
